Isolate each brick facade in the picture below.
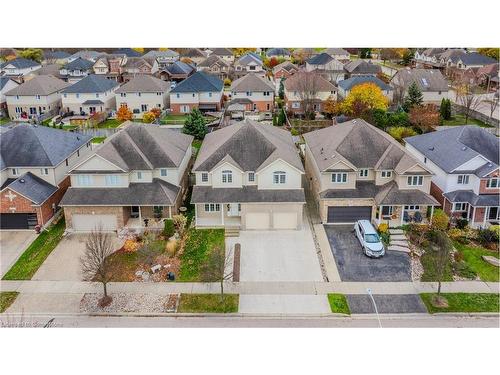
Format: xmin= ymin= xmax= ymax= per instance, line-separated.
xmin=429 ymin=181 xmax=445 ymax=207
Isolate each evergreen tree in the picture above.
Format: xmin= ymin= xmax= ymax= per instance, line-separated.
xmin=278 ymin=78 xmax=285 ymax=100
xmin=183 ymin=108 xmax=207 ymax=139
xmin=278 ymin=108 xmax=286 ymax=126
xmin=403 ymin=82 xmax=423 ymax=112
xmin=439 ymin=98 xmax=452 ymax=121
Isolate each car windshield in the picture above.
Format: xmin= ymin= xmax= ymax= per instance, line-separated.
xmin=364 ymin=233 xmax=380 ymax=243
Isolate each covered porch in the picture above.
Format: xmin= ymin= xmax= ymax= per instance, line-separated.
xmin=124 ymin=205 xmax=173 ymax=230
xmin=194 ymin=203 xmax=242 ymax=228
xmin=375 ymin=204 xmax=436 ymax=228
xmin=444 ymin=191 xmax=500 ymax=228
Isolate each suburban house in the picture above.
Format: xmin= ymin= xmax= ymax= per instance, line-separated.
xmin=437 ymin=49 xmax=467 ymax=69
xmin=197 ymin=55 xmax=231 ymax=80
xmin=450 ymin=52 xmax=497 ymax=70
xmin=303 ymin=119 xmax=439 ymax=226
xmin=5 ymin=75 xmax=69 ymax=121
xmin=158 ymin=61 xmax=195 ymax=82
xmin=183 ymin=48 xmax=207 ymax=65
xmin=25 ymin=64 xmax=65 ymax=81
xmin=60 ymin=123 xmax=193 ymax=232
xmin=0 ymin=77 xmax=19 ymax=116
xmin=143 ymin=50 xmax=179 ymax=69
xmin=191 ymin=119 xmax=305 ymax=230
xmin=305 ymin=53 xmax=345 ymax=82
xmin=0 ymin=58 xmax=41 ymax=83
xmin=324 ymin=48 xmax=350 ymax=61
xmin=61 ymin=74 xmax=119 ymax=115
xmin=59 ymin=57 xmax=94 ymax=83
xmin=115 ymin=75 xmax=170 ymax=118
xmin=405 ymin=126 xmax=500 ymax=228
xmin=284 ymin=72 xmax=337 ymax=114
xmin=230 ymin=73 xmax=275 ymax=112
xmin=266 ymin=48 xmax=291 ymax=60
xmin=209 ymin=48 xmax=234 ymax=63
xmin=272 ymin=61 xmax=299 ymax=81
xmin=113 ymin=48 xmax=142 ymax=57
xmin=390 ymin=68 xmax=449 ymax=104
xmin=233 ymin=52 xmax=264 ymax=79
xmin=92 ymin=54 xmax=127 ymax=81
xmin=343 ymin=60 xmax=381 ymax=78
xmin=337 ymin=75 xmax=393 ymax=102
xmin=67 ymin=50 xmax=103 ymax=63
xmin=414 ymin=48 xmax=446 ymax=68
xmin=169 ymin=71 xmax=224 ymax=114
xmin=0 ymin=124 xmax=92 ymax=229
xmin=476 ymin=63 xmax=499 ymax=91
xmin=121 ymin=57 xmax=158 ymax=82
xmin=43 ymin=50 xmax=71 ymax=65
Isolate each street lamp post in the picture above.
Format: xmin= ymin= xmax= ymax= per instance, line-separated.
xmin=366 ymin=288 xmax=382 ymax=328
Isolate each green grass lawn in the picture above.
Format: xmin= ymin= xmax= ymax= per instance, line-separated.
xmin=441 ymin=114 xmax=491 ymax=128
xmin=328 ymin=294 xmax=351 ymax=315
xmin=97 ymin=119 xmax=124 ymax=128
xmin=191 ymin=139 xmax=202 ymax=150
xmin=420 ymin=245 xmax=454 ymax=282
xmin=0 ymin=117 xmax=11 ymax=125
xmin=177 ymin=294 xmax=239 ymax=313
xmin=62 ymin=125 xmax=78 ymax=131
xmin=91 ymin=136 xmax=106 ymax=144
xmin=454 ymin=242 xmax=499 ymax=282
xmin=178 ymin=228 xmax=225 ymax=281
xmin=0 ymin=292 xmax=19 ymax=313
xmin=2 ymin=218 xmax=66 ymax=280
xmin=420 ymin=293 xmax=499 ymax=314
xmin=161 ymin=114 xmax=215 ymax=125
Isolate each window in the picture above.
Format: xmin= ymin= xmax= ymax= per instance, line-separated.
xmin=208 ymin=92 xmax=212 ymax=97
xmin=457 ymin=175 xmax=470 ymax=185
xmin=36 ymin=95 xmax=41 ymax=100
xmin=292 ymin=102 xmax=300 ymax=109
xmin=486 ymin=178 xmax=499 ymax=188
xmin=273 ymin=171 xmax=286 ymax=184
xmin=160 ymin=169 xmax=167 ymax=177
xmin=381 ymin=170 xmax=392 ymax=178
xmin=76 ymin=93 xmax=80 ymax=98
xmin=16 ymin=95 xmax=19 ymax=100
xmin=77 ymin=150 xmax=80 ymax=157
xmin=404 ymin=205 xmax=420 ymax=211
xmin=246 ymin=91 xmax=252 ymax=96
xmin=12 ymin=168 xmax=19 ymax=176
xmin=263 ymin=91 xmax=270 ymax=96
xmin=105 ymin=175 xmax=121 ymax=186
xmin=407 ymin=175 xmax=423 ymax=186
xmin=77 ymin=175 xmax=92 ymax=186
xmin=201 ymin=172 xmax=209 ymax=182
xmin=424 ymin=157 xmax=427 ymax=164
xmin=120 ymin=93 xmax=126 ymax=97
xmin=248 ymin=172 xmax=255 ymax=182
xmin=453 ymin=202 xmax=467 ymax=211
xmin=222 ymin=170 xmax=232 ymax=183
xmin=96 ymin=93 xmax=99 ymax=98
xmin=141 ymin=104 xmax=148 ymax=112
xmin=137 ymin=172 xmax=143 ymax=180
xmin=381 ymin=206 xmax=393 ymax=217
xmin=40 ymin=168 xmax=49 ymax=175
xmin=249 ymin=65 xmax=256 ymax=71
xmin=359 ymin=169 xmax=368 ymax=177
xmin=65 ymin=159 xmax=68 ymax=166
xmin=331 ymin=172 xmax=348 ymax=183
xmin=138 ymin=93 xmax=141 ymax=97
xmin=176 ymin=93 xmax=180 ymax=98
xmin=204 ymin=203 xmax=221 ymax=212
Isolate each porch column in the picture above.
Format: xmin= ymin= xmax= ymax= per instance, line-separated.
xmin=379 ymin=205 xmax=383 ymax=225
xmin=483 ymin=207 xmax=488 ymax=227
xmin=221 ymin=205 xmax=225 ymax=226
xmin=430 ymin=205 xmax=434 ymax=223
xmin=194 ymin=204 xmax=198 ymax=226
xmin=466 ymin=204 xmax=471 ymax=220
xmin=471 ymin=206 xmax=476 ymax=225
xmin=400 ymin=205 xmax=405 ymax=226
xmin=169 ymin=206 xmax=172 ymax=218
xmin=138 ymin=206 xmax=142 ymax=225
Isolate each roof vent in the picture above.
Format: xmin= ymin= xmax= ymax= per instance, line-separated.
xmin=320 ymin=147 xmax=324 ymax=154
xmin=462 ymin=146 xmax=467 ymax=151
xmin=19 ymin=179 xmax=25 ymax=183
xmin=77 ymin=136 xmax=80 ymax=140
xmin=428 ymin=146 xmax=434 ymax=151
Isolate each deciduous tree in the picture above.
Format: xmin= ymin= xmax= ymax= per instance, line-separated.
xmin=456 ymin=83 xmax=483 ymax=124
xmin=409 ymin=104 xmax=440 ymax=132
xmin=340 ymin=83 xmax=389 ymax=116
xmin=430 ymin=230 xmax=453 ymax=304
xmin=150 ymin=107 xmax=161 ymax=119
xmin=201 ymin=245 xmax=233 ymax=300
xmin=142 ymin=111 xmax=156 ymax=123
xmin=323 ymin=96 xmax=338 ymax=119
xmin=116 ymin=106 xmax=133 ymax=122
xmin=477 ymin=48 xmax=499 ymax=60
xmin=18 ymin=48 xmax=43 ymax=63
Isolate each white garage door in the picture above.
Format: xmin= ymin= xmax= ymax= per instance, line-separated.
xmin=273 ymin=212 xmax=298 ymax=230
xmin=72 ymin=214 xmax=117 ymax=232
xmin=245 ymin=213 xmax=270 ymax=230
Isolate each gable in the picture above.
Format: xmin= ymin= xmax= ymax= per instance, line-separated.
xmin=405 ymin=163 xmax=430 ymax=173
xmin=211 ymin=160 xmax=243 ymax=174
xmin=257 ymin=158 xmax=304 ymax=175
xmin=453 ymin=155 xmax=489 ymax=172
xmin=72 ymin=154 xmax=124 ymax=172
xmin=324 ymin=160 xmax=356 ymax=171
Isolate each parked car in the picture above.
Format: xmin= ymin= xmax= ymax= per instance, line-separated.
xmin=353 ymin=220 xmax=385 ymax=258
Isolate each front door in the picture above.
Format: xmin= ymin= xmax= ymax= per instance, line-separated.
xmin=228 ymin=203 xmax=240 ymax=217
xmin=131 ymin=206 xmax=140 ymax=218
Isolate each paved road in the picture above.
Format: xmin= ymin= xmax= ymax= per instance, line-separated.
xmin=1 ymin=314 xmax=498 ymax=328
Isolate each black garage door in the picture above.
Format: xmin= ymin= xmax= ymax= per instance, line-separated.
xmin=327 ymin=206 xmax=372 ymax=223
xmin=0 ymin=213 xmax=38 ymax=230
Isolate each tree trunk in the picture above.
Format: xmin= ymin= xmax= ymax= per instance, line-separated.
xmin=220 ymin=279 xmax=224 ymax=301
xmin=437 ymin=280 xmax=442 ymax=296
xmin=103 ymin=281 xmax=108 ymax=298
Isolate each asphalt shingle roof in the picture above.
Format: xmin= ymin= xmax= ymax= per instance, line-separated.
xmin=266 ymin=48 xmax=291 ymax=57
xmin=143 ymin=50 xmax=179 ymax=59
xmin=170 ymin=71 xmax=223 ymax=93
xmin=112 ymin=48 xmax=142 ymax=57
xmin=459 ymin=52 xmax=497 ymax=66
xmin=197 ymin=55 xmax=229 ymax=68
xmin=211 ymin=48 xmax=233 ymax=56
xmin=162 ymin=61 xmax=195 ymax=75
xmin=62 ymin=74 xmax=119 ymax=94
xmin=307 ymin=53 xmax=333 ymax=65
xmin=0 ymin=77 xmax=17 ymax=91
xmin=44 ymin=51 xmax=71 ymax=59
xmin=1 ymin=57 xmax=40 ymax=70
xmin=284 ymin=72 xmax=336 ymax=92
xmin=192 ymin=186 xmax=305 ymax=203
xmin=62 ymin=57 xmax=94 ymax=71
xmin=338 ymin=75 xmax=392 ymax=92
xmin=392 ymin=68 xmax=448 ymax=92
xmin=236 ymin=53 xmax=262 ymax=66
xmin=443 ymin=190 xmax=500 ymax=206
xmin=5 ymin=75 xmax=69 ymax=96
xmin=230 ymin=73 xmax=274 ymax=92
xmin=115 ymin=75 xmax=170 ymax=93
xmin=3 ymin=172 xmax=58 ymax=205
xmin=344 ymin=60 xmax=381 ymax=74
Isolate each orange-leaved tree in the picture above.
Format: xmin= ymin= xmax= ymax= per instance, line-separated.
xmin=116 ymin=106 xmax=133 ymax=122
xmin=150 ymin=107 xmax=161 ymax=119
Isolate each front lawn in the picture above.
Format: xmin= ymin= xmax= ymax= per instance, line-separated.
xmin=177 ymin=294 xmax=239 ymax=313
xmin=0 ymin=117 xmax=11 ymax=125
xmin=97 ymin=119 xmax=124 ymax=128
xmin=454 ymin=242 xmax=499 ymax=282
xmin=178 ymin=228 xmax=225 ymax=281
xmin=420 ymin=246 xmax=454 ymax=282
xmin=0 ymin=292 xmax=19 ymax=313
xmin=441 ymin=114 xmax=491 ymax=128
xmin=328 ymin=294 xmax=351 ymax=315
xmin=420 ymin=293 xmax=499 ymax=314
xmin=2 ymin=218 xmax=66 ymax=280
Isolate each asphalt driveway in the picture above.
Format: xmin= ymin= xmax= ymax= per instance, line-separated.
xmin=324 ymin=225 xmax=411 ymax=281
xmin=346 ymin=294 xmax=427 ymax=314
xmin=0 ymin=231 xmax=37 ymax=277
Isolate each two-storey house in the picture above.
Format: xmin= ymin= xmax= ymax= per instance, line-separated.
xmin=67 ymin=50 xmax=103 ymax=63
xmin=0 ymin=77 xmax=19 ymax=116
xmin=0 ymin=58 xmax=41 ymax=83
xmin=209 ymin=48 xmax=234 ymax=64
xmin=121 ymin=57 xmax=158 ymax=82
xmin=230 ymin=73 xmax=275 ymax=112
xmin=405 ymin=126 xmax=500 ymax=228
xmin=266 ymin=48 xmax=291 ymax=60
xmin=143 ymin=50 xmax=180 ymax=70
xmin=59 ymin=57 xmax=94 ymax=83
xmin=60 ymin=123 xmax=193 ymax=232
xmin=343 ymin=60 xmax=382 ymax=78
xmin=284 ymin=72 xmax=337 ymax=114
xmin=61 ymin=74 xmax=119 ymax=115
xmin=169 ymin=71 xmax=223 ymax=114
xmin=0 ymin=124 xmax=92 ymax=229
xmin=303 ymin=119 xmax=438 ymax=226
xmin=158 ymin=61 xmax=195 ymax=82
xmin=233 ymin=53 xmax=264 ymax=79
xmin=92 ymin=54 xmax=127 ymax=81
xmin=191 ymin=119 xmax=305 ymax=230
xmin=337 ymin=75 xmax=393 ymax=102
xmin=324 ymin=48 xmax=351 ymax=62
xmin=305 ymin=53 xmax=345 ymax=82
xmin=115 ymin=75 xmax=170 ymax=118
xmin=390 ymin=68 xmax=449 ymax=104
xmin=183 ymin=48 xmax=208 ymax=66
xmin=5 ymin=75 xmax=69 ymax=121
xmin=197 ymin=55 xmax=231 ymax=81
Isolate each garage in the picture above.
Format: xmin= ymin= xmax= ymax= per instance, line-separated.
xmin=0 ymin=213 xmax=38 ymax=230
xmin=245 ymin=212 xmax=270 ymax=230
xmin=71 ymin=214 xmax=117 ymax=232
xmin=327 ymin=206 xmax=372 ymax=224
xmin=273 ymin=212 xmax=298 ymax=230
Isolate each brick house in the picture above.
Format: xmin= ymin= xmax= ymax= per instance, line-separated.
xmin=230 ymin=73 xmax=275 ymax=112
xmin=284 ymin=71 xmax=337 ymax=114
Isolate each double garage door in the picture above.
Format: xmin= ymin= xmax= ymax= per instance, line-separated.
xmin=327 ymin=206 xmax=372 ymax=224
xmin=0 ymin=213 xmax=38 ymax=230
xmin=245 ymin=212 xmax=298 ymax=230
xmin=71 ymin=214 xmax=117 ymax=232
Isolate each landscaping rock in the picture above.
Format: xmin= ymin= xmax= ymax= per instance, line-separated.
xmin=391 ymin=234 xmax=407 ymax=241
xmin=151 ymin=264 xmax=162 ymax=273
xmin=141 ymin=272 xmax=150 ymax=281
xmin=80 ymin=293 xmax=172 ymax=313
xmin=482 ymin=255 xmax=500 ymax=267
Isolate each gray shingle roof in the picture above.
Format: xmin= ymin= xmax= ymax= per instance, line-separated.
xmin=44 ymin=51 xmax=71 ymax=59
xmin=192 ymin=186 xmax=305 ymax=203
xmin=1 ymin=57 xmax=40 ymax=70
xmin=193 ymin=119 xmax=303 ymax=173
xmin=344 ymin=60 xmax=381 ymax=74
xmin=5 ymin=75 xmax=69 ymax=96
xmin=184 ymin=48 xmax=206 ymax=58
xmin=392 ymin=68 xmax=448 ymax=92
xmin=69 ymin=51 xmax=103 ymax=61
xmin=236 ymin=53 xmax=262 ymax=66
xmin=60 ymin=179 xmax=180 ymax=206
xmin=62 ymin=74 xmax=119 ymax=94
xmin=443 ymin=190 xmax=500 ymax=207
xmin=230 ymin=73 xmax=274 ymax=92
xmin=325 ymin=48 xmax=349 ymax=56
xmin=307 ymin=53 xmax=333 ymax=65
xmin=115 ymin=75 xmax=170 ymax=93
xmin=211 ymin=48 xmax=233 ymax=56
xmin=62 ymin=57 xmax=94 ymax=71
xmin=162 ymin=61 xmax=195 ymax=75
xmin=272 ymin=61 xmax=298 ymax=74
xmin=284 ymin=71 xmax=336 ymax=92
xmin=0 ymin=124 xmax=91 ymax=169
xmin=459 ymin=52 xmax=497 ymax=66
xmin=0 ymin=77 xmax=17 ymax=91
xmin=266 ymin=48 xmax=291 ymax=57
xmin=170 ymin=71 xmax=223 ymax=93
xmin=3 ymin=172 xmax=58 ymax=205
xmin=405 ymin=125 xmax=500 ymax=176
xmin=338 ymin=75 xmax=392 ymax=92
xmin=197 ymin=55 xmax=229 ymax=68
xmin=143 ymin=50 xmax=179 ymax=59
xmin=113 ymin=48 xmax=142 ymax=57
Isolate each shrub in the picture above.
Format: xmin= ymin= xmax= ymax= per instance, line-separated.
xmin=452 ymin=261 xmax=477 ymax=280
xmin=150 ymin=107 xmax=161 ymax=119
xmin=163 ymin=219 xmax=175 ymax=238
xmin=166 ymin=238 xmax=178 ymax=257
xmin=431 ymin=209 xmax=449 ymax=231
xmin=489 ymin=225 xmax=500 ymax=238
xmin=448 ymin=228 xmax=463 ymax=241
xmin=172 ymin=214 xmax=187 ymax=237
xmin=455 ymin=218 xmax=469 ymax=229
xmin=378 ymin=223 xmax=389 ymax=233
xmin=477 ymin=228 xmax=499 ymax=246
xmin=116 ymin=106 xmax=133 ymax=121
xmin=223 ymin=78 xmax=232 ymax=87
xmin=290 ymin=127 xmax=299 ymax=136
xmin=387 ymin=126 xmax=417 ymax=142
xmin=142 ymin=111 xmax=156 ymax=123
xmin=123 ymin=239 xmax=140 ymax=253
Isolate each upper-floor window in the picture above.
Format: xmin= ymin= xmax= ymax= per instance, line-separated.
xmin=120 ymin=93 xmax=126 ymax=97
xmin=222 ymin=170 xmax=232 ymax=183
xmin=137 ymin=171 xmax=143 ymax=180
xmin=246 ymin=91 xmax=252 ymax=96
xmin=208 ymin=92 xmax=212 ymax=97
xmin=137 ymin=93 xmax=141 ymax=97
xmin=65 ymin=159 xmax=69 ymax=166
xmin=486 ymin=178 xmax=499 ymax=188
xmin=249 ymin=65 xmax=256 ymax=71
xmin=63 ymin=93 xmax=67 ymax=98
xmin=248 ymin=172 xmax=255 ymax=182
xmin=160 ymin=169 xmax=167 ymax=177
xmin=457 ymin=175 xmax=470 ymax=185
xmin=273 ymin=171 xmax=286 ymax=184
xmin=407 ymin=175 xmax=423 ymax=186
xmin=331 ymin=172 xmax=347 ymax=183
xmin=176 ymin=93 xmax=180 ymax=98
xmin=77 ymin=175 xmax=92 ymax=186
xmin=40 ymin=168 xmax=49 ymax=175
xmin=12 ymin=168 xmax=19 ymax=176
xmin=201 ymin=172 xmax=209 ymax=182
xmin=105 ymin=175 xmax=121 ymax=186
xmin=381 ymin=170 xmax=392 ymax=178
xmin=76 ymin=93 xmax=80 ymax=98
xmin=359 ymin=169 xmax=368 ymax=177
xmin=263 ymin=91 xmax=270 ymax=96
xmin=36 ymin=95 xmax=41 ymax=100
xmin=96 ymin=93 xmax=99 ymax=98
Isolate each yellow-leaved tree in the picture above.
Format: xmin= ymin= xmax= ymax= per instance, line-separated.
xmin=340 ymin=83 xmax=389 ymax=117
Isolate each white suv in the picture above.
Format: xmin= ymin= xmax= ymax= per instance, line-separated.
xmin=353 ymin=220 xmax=385 ymax=258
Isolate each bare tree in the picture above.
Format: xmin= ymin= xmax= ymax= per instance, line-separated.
xmin=430 ymin=230 xmax=453 ymax=307
xmin=80 ymin=225 xmax=115 ymax=307
xmin=483 ymin=95 xmax=499 ymax=119
xmin=201 ymin=245 xmax=233 ymax=300
xmin=294 ymin=72 xmax=321 ymax=119
xmin=457 ymin=83 xmax=483 ymax=124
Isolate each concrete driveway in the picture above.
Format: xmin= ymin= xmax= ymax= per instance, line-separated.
xmin=0 ymin=231 xmax=37 ymax=277
xmin=32 ymin=233 xmax=124 ymax=281
xmin=324 ymin=225 xmax=411 ymax=282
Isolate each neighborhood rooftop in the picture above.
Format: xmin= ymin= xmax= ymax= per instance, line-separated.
xmin=170 ymin=71 xmax=223 ymax=93
xmin=61 ymin=74 xmax=120 ymax=93
xmin=115 ymin=75 xmax=170 ymax=93
xmin=5 ymin=75 xmax=69 ymax=96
